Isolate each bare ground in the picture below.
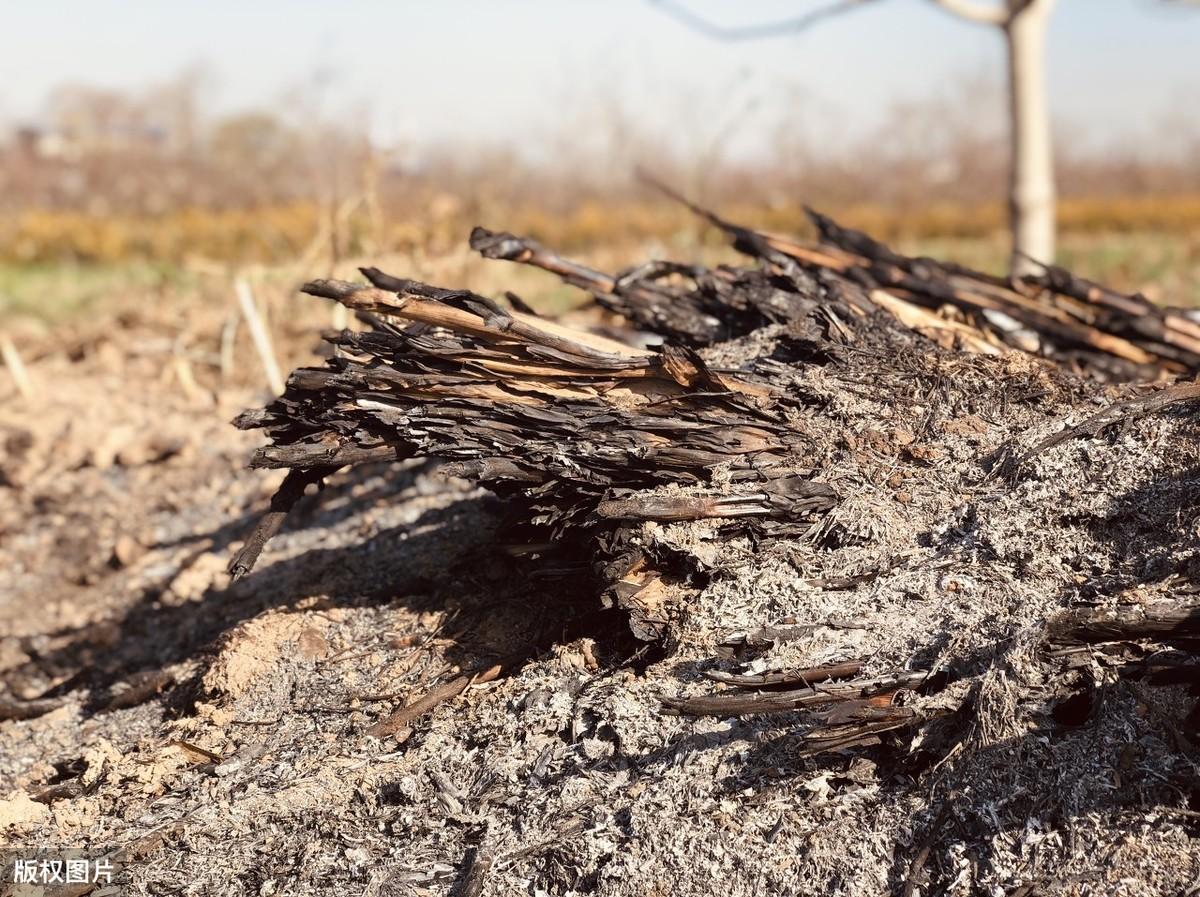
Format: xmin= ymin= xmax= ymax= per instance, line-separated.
xmin=3 ymin=292 xmax=1200 ymax=897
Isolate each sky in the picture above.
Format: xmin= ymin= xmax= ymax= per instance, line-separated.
xmin=2 ymin=0 xmax=1198 ymax=159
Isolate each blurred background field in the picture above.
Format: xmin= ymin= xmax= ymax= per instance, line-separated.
xmin=1 ymin=1 xmax=1198 ymax=341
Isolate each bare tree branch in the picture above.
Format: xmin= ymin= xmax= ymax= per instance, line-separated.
xmin=647 ymin=0 xmax=880 ymax=41
xmin=928 ymin=0 xmax=1010 ymax=26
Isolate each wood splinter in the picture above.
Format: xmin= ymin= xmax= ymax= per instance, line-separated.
xmin=228 ymin=464 xmax=339 ymax=580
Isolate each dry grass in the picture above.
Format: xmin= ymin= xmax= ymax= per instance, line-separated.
xmin=5 ymin=195 xmax=1200 ymax=266
xmin=3 ymin=223 xmax=1198 ymax=331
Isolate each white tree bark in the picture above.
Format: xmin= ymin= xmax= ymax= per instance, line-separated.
xmin=657 ymin=0 xmax=1065 ymax=277
xmin=931 ymin=0 xmax=1057 ymax=274
xmin=930 ymin=0 xmax=1007 ymax=24
xmin=1004 ymin=0 xmax=1057 ymax=274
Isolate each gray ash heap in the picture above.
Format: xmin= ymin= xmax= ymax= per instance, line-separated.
xmin=231 ymin=193 xmax=1200 ymax=895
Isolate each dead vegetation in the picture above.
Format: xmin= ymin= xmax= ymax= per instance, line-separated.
xmin=5 ymin=193 xmax=1200 ymax=896
xmin=212 ymin=193 xmax=1200 ymax=892
xmin=235 ymin=190 xmax=1200 ymax=667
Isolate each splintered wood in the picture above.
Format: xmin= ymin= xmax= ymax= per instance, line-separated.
xmin=233 ymin=192 xmax=1200 ymax=751
xmin=474 ymin=185 xmax=1200 ymax=380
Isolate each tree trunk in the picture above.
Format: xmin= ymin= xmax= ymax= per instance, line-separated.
xmin=1004 ymin=0 xmax=1057 ymax=275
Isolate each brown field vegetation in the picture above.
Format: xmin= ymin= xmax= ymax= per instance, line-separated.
xmin=2 ymin=74 xmax=1199 ymax=277
xmin=5 ymin=193 xmax=1200 ymax=268
xmin=1 ymin=73 xmax=1198 ymax=333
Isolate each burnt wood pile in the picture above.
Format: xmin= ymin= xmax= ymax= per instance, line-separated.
xmin=661 ymin=603 xmax=1200 ymax=756
xmin=472 ymin=186 xmax=1200 ymax=382
xmin=231 ymin=194 xmax=1200 ymax=753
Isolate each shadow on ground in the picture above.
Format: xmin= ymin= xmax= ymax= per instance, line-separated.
xmin=3 ymin=462 xmax=640 ymax=723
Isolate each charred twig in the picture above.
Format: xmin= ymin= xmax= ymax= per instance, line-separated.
xmin=595 ymin=479 xmax=837 ymax=522
xmin=900 ymin=807 xmax=952 ymax=897
xmin=367 ymin=662 xmax=504 ymax=738
xmin=366 ymin=673 xmax=472 ymax=738
xmin=1048 ymin=602 xmax=1200 ymax=647
xmin=1019 ymin=381 xmax=1200 ymax=464
xmin=453 ymin=845 xmax=493 ymax=897
xmin=171 ymin=739 xmax=224 ymax=763
xmin=227 ymin=464 xmax=339 ymax=580
xmin=0 ymin=694 xmax=66 ymax=722
xmin=102 ymin=668 xmax=175 ymax=711
xmin=704 ymin=660 xmax=863 ymax=688
xmin=660 ymin=669 xmax=926 ymax=717
xmin=31 ymin=780 xmax=85 ymax=804
xmin=719 ymin=620 xmax=869 ymax=655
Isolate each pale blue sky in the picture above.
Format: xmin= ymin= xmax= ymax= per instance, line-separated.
xmin=2 ymin=1 xmax=1198 ymax=158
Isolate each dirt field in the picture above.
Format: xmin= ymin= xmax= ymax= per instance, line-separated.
xmin=3 ymin=253 xmax=1200 ymax=897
